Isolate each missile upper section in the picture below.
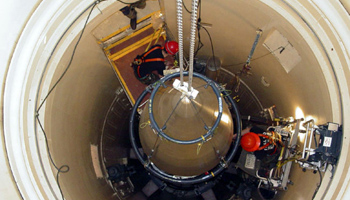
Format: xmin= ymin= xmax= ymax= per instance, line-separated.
xmin=139 ymin=77 xmax=233 ymax=176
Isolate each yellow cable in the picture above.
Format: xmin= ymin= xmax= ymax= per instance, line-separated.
xmin=153 ymin=27 xmax=163 ymax=45
xmin=144 ymin=28 xmax=157 ymax=52
xmin=277 ymin=155 xmax=300 ymax=168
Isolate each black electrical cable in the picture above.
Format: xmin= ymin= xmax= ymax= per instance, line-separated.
xmin=182 ymin=0 xmax=201 ymax=14
xmin=37 ymin=2 xmax=97 ymax=111
xmin=37 ymin=118 xmax=69 ymax=200
xmin=201 ymin=26 xmax=218 ymax=76
xmin=297 ymin=160 xmax=323 ymax=200
xmin=194 ymin=21 xmax=203 ymax=57
xmin=35 ymin=2 xmax=98 ymax=200
xmin=182 ymin=0 xmax=192 ymax=14
xmin=198 ymin=0 xmax=201 ymax=20
xmin=312 ymin=166 xmax=323 ymax=200
xmin=223 ymin=44 xmax=290 ymax=68
xmin=117 ymin=0 xmax=142 ymax=4
xmin=201 ymin=26 xmax=215 ymax=62
xmin=194 ymin=31 xmax=204 ymax=57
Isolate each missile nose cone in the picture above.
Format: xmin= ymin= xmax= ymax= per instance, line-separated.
xmin=139 ymin=77 xmax=233 ymax=176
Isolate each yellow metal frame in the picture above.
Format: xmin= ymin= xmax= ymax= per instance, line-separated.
xmin=104 ymin=24 xmax=153 ymax=52
xmin=108 ymin=29 xmax=162 ymax=61
xmin=99 ymin=12 xmax=156 ymax=44
xmin=106 ymin=34 xmax=161 ymax=104
xmin=103 ymin=11 xmax=165 ymax=104
xmin=109 ymin=59 xmax=136 ymax=104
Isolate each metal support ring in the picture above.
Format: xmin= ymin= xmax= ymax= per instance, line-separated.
xmin=148 ymin=72 xmax=223 ymax=145
xmin=129 ymin=74 xmax=242 ymax=185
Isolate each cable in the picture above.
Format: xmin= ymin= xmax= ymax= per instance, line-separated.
xmin=35 ymin=2 xmax=98 ymax=199
xmin=37 ymin=118 xmax=70 ymax=200
xmin=201 ymin=26 xmax=218 ymax=76
xmin=198 ymin=0 xmax=201 ymax=21
xmin=189 ymin=98 xmax=209 ymax=129
xmin=182 ymin=0 xmax=192 ymax=14
xmin=201 ymin=26 xmax=215 ymax=63
xmin=144 ymin=28 xmax=159 ymax=52
xmin=312 ymin=166 xmax=323 ymax=200
xmin=297 ymin=160 xmax=323 ymax=200
xmin=37 ymin=2 xmax=97 ymax=111
xmin=117 ymin=0 xmax=142 ymax=4
xmin=161 ymin=95 xmax=185 ymax=129
xmin=225 ymin=43 xmax=289 ymax=92
xmin=223 ymin=43 xmax=290 ymax=68
xmin=182 ymin=0 xmax=201 ymax=17
xmin=194 ymin=31 xmax=204 ymax=57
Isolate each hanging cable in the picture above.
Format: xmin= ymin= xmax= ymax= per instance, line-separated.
xmin=201 ymin=26 xmax=217 ymax=75
xmin=182 ymin=0 xmax=201 ymax=14
xmin=182 ymin=0 xmax=191 ymax=14
xmin=144 ymin=29 xmax=157 ymax=52
xmin=37 ymin=3 xmax=98 ymax=111
xmin=297 ymin=160 xmax=323 ymax=200
xmin=312 ymin=166 xmax=323 ymax=200
xmin=116 ymin=0 xmax=143 ymax=4
xmin=176 ymin=0 xmax=185 ymax=85
xmin=154 ymin=26 xmax=162 ymax=44
xmin=194 ymin=29 xmax=204 ymax=57
xmin=144 ymin=26 xmax=163 ymax=52
xmin=223 ymin=43 xmax=290 ymax=68
xmin=188 ymin=0 xmax=199 ymax=92
xmin=224 ymin=43 xmax=291 ymax=93
xmin=37 ymin=117 xmax=70 ymax=200
xmin=35 ymin=1 xmax=99 ymax=199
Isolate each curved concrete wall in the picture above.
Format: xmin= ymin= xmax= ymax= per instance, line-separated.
xmin=1 ymin=0 xmax=350 ymax=199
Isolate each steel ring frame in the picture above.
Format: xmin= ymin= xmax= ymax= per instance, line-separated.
xmin=129 ymin=72 xmax=242 ymax=185
xmin=148 ymin=72 xmax=223 ymax=144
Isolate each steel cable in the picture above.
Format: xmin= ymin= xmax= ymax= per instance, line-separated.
xmin=176 ymin=0 xmax=185 ymax=85
xmin=188 ymin=0 xmax=199 ymax=91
